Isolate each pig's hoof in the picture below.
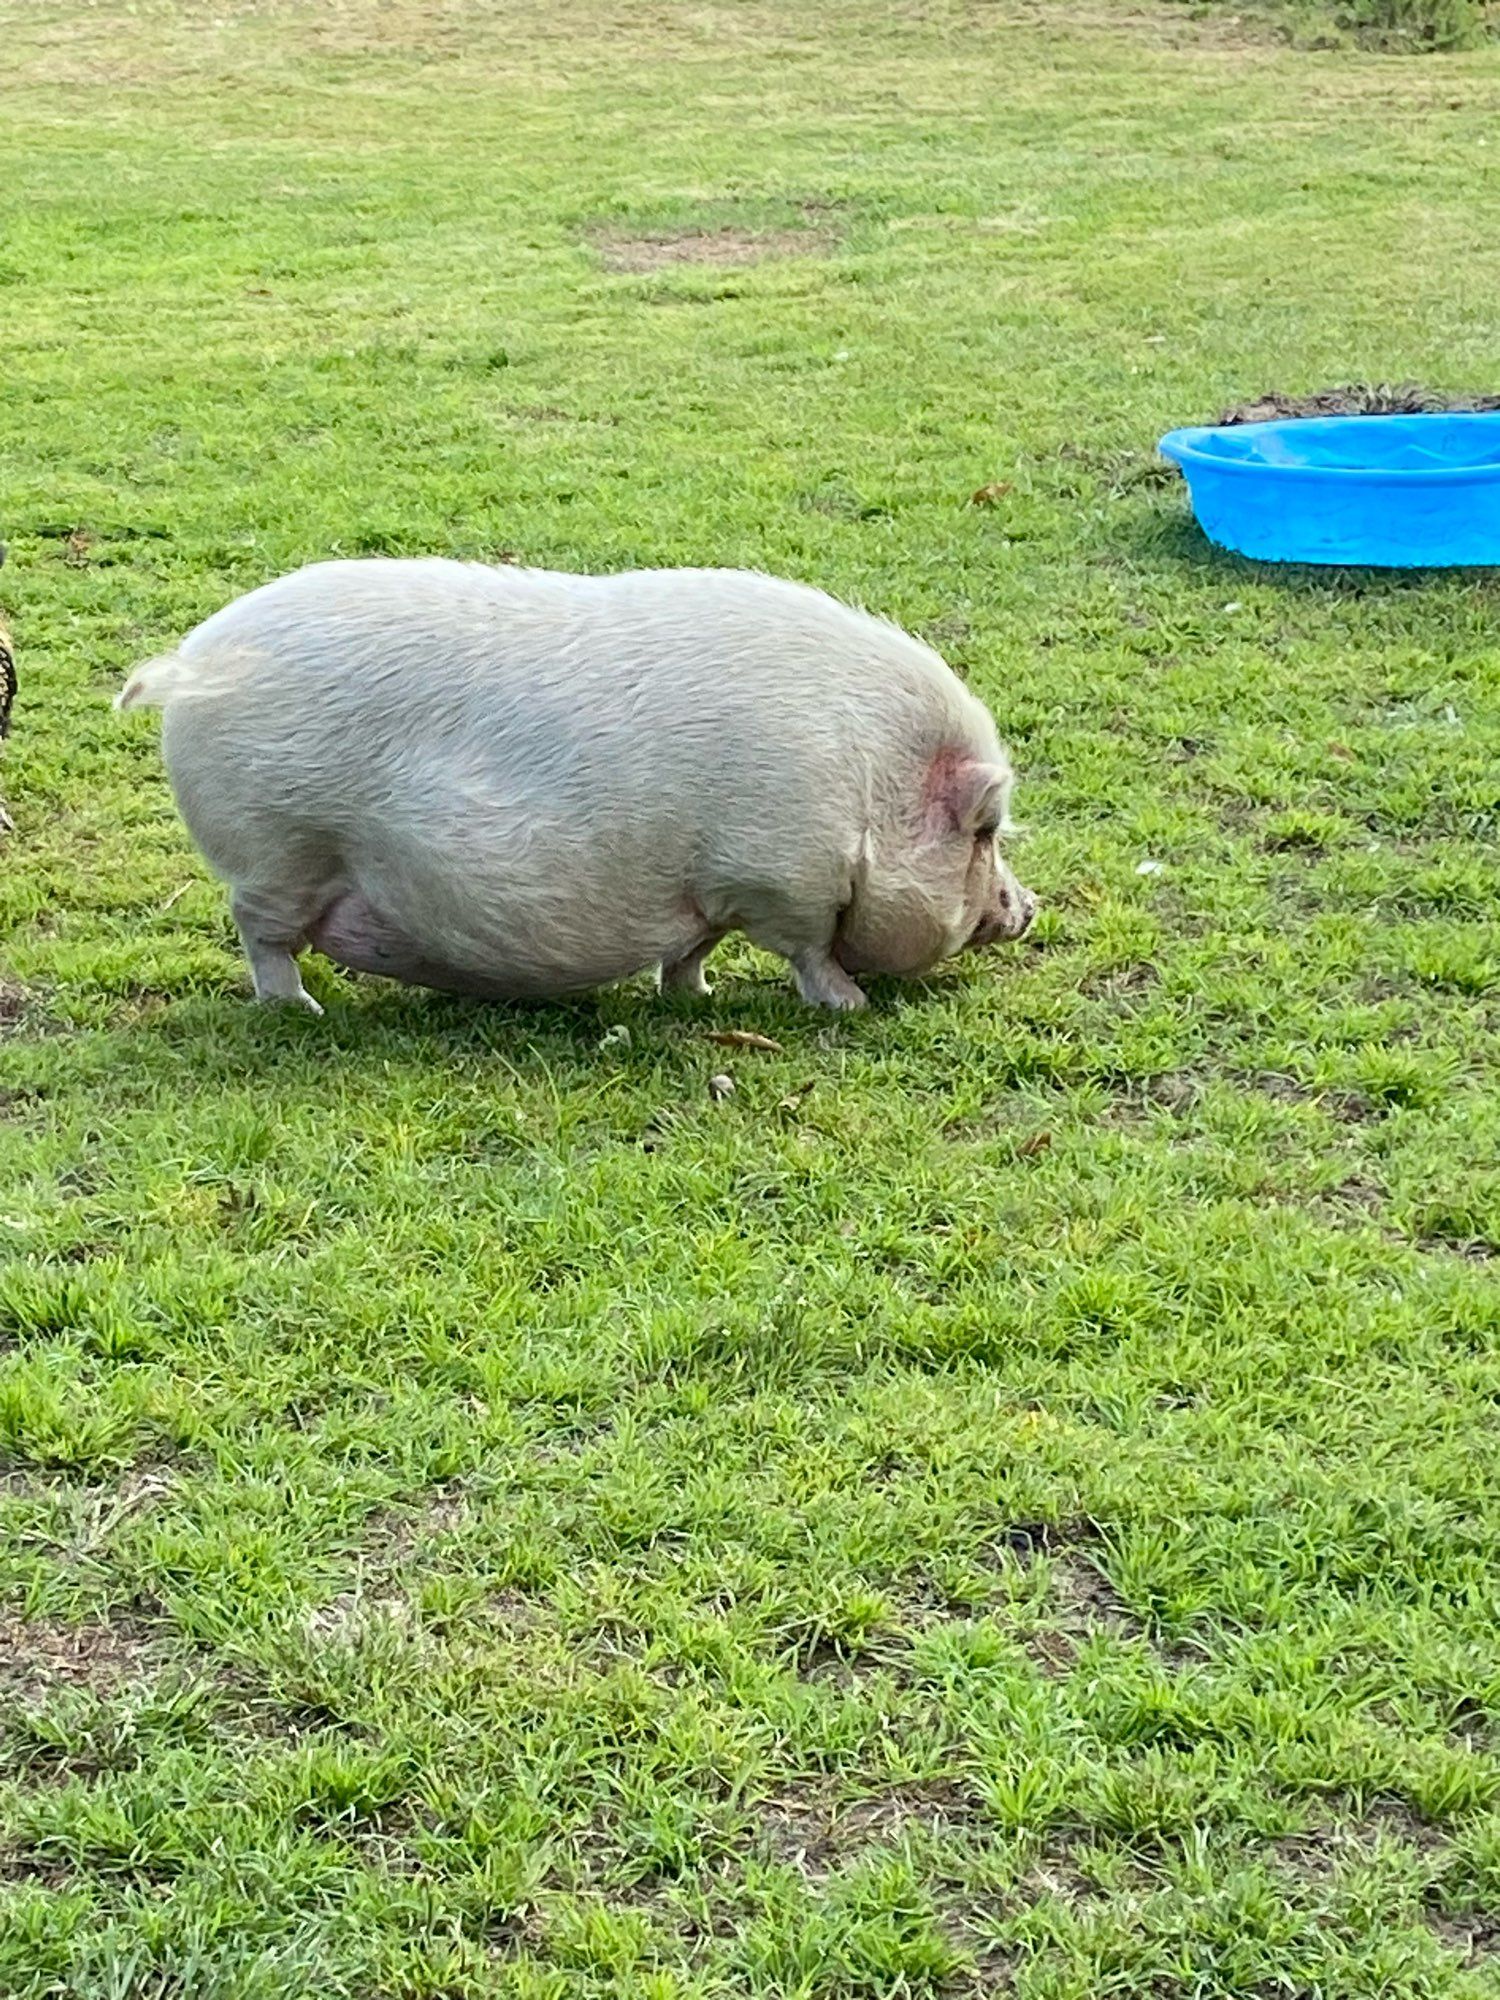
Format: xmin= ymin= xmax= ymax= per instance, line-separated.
xmin=256 ymin=989 xmax=324 ymax=1017
xmin=817 ymin=983 xmax=868 ymax=1013
xmin=793 ymin=956 xmax=868 ymax=1011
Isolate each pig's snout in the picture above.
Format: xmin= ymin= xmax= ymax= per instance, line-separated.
xmin=970 ymin=879 xmax=1037 ymax=950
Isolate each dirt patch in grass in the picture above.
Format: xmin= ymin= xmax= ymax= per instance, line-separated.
xmin=1273 ymin=1799 xmax=1449 ymax=1892
xmin=503 ymin=403 xmax=621 ymax=426
xmin=1219 ymin=382 xmax=1500 ymax=425
xmin=1328 ymin=1176 xmax=1385 ymax=1219
xmin=299 ymin=1491 xmax=552 ymax=1657
xmin=0 ymin=1609 xmax=161 ymax=1701
xmin=370 ymin=1484 xmax=474 ymax=1559
xmin=783 ymin=1625 xmax=908 ymax=1686
xmin=1362 ymin=1799 xmax=1451 ymax=1854
xmin=993 ymin=1518 xmax=1100 ymax=1559
xmin=1064 ymin=0 xmax=1283 ymax=51
xmin=589 ymin=222 xmax=837 ymax=274
xmin=1098 ymin=1068 xmax=1204 ymax=1127
xmin=1021 ymin=1552 xmax=1147 ymax=1677
xmin=1080 ymin=962 xmax=1163 ymax=1002
xmin=1015 ymin=1832 xmax=1130 ymax=1909
xmin=1252 ymin=1071 xmax=1375 ymax=1123
xmin=973 ymin=1520 xmax=1154 ymax=1675
xmin=1054 ymin=1553 xmax=1142 ymax=1637
xmin=304 ymin=1586 xmax=418 ymax=1646
xmin=1426 ymin=1907 xmax=1500 ymax=1965
xmin=755 ymin=1778 xmax=981 ymax=1879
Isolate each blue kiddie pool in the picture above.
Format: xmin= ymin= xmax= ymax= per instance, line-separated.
xmin=1158 ymin=412 xmax=1500 ymax=567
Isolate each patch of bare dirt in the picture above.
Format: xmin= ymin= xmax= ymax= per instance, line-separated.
xmin=0 ymin=1849 xmax=75 ymax=1888
xmin=920 ymin=614 xmax=973 ymax=661
xmin=303 ymin=1585 xmax=417 ymax=1645
xmin=1426 ymin=1907 xmax=1500 ymax=1965
xmin=300 ymin=1488 xmax=555 ymax=1662
xmin=1362 ymin=1799 xmax=1450 ymax=1856
xmin=1024 ymin=1553 xmax=1145 ymax=1677
xmin=1099 ymin=1069 xmax=1203 ymax=1127
xmin=1251 ymin=1072 xmax=1375 ymax=1123
xmin=0 ymin=1609 xmax=160 ymax=1701
xmin=1269 ymin=1824 xmax=1347 ymax=1889
xmin=784 ymin=1627 xmax=909 ymax=1687
xmin=485 ymin=1585 xmax=546 ymax=1630
xmin=941 ymin=1860 xmax=1064 ymax=1994
xmin=1054 ymin=1551 xmax=1140 ymax=1630
xmin=1013 ymin=1831 xmax=1141 ymax=1909
xmin=1272 ymin=1801 xmax=1449 ymax=1892
xmin=992 ymin=1518 xmax=1098 ymax=1560
xmin=370 ymin=1484 xmax=473 ymax=1562
xmin=1418 ymin=1229 xmax=1497 ymax=1264
xmin=299 ymin=1492 xmax=468 ymax=1646
xmin=1079 ymin=962 xmax=1163 ymax=1002
xmin=1329 ymin=1177 xmax=1384 ymax=1217
xmin=589 ymin=222 xmax=836 ymax=274
xmin=1219 ymin=383 xmax=1500 ymax=426
xmin=755 ymin=1778 xmax=981 ymax=1880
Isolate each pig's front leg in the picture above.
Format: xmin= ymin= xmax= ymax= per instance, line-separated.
xmin=729 ymin=887 xmax=870 ymax=1012
xmin=790 ymin=950 xmax=868 ymax=1011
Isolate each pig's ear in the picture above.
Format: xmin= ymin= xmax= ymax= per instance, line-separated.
xmin=927 ymin=752 xmax=1014 ymax=837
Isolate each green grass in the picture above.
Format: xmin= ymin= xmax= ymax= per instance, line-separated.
xmin=3 ymin=1 xmax=1500 ymax=1993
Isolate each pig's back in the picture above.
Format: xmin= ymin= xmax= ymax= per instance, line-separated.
xmin=174 ymin=559 xmax=990 ymax=831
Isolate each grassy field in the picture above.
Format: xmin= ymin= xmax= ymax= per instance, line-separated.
xmin=3 ymin=1 xmax=1500 ymax=1993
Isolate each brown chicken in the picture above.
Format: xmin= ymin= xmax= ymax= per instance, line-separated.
xmin=0 ymin=616 xmax=14 ymax=741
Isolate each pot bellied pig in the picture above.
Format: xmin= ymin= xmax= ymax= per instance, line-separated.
xmin=116 ymin=561 xmax=1035 ymax=1012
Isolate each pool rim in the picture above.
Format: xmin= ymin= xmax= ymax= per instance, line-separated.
xmin=1159 ymin=412 xmax=1500 ymax=489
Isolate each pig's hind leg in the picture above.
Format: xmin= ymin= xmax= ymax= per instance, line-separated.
xmin=230 ymin=880 xmax=329 ymax=1016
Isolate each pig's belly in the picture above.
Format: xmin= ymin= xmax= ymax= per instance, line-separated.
xmin=305 ymin=888 xmax=704 ymax=999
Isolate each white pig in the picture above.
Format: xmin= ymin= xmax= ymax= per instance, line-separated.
xmin=116 ymin=561 xmax=1035 ymax=1012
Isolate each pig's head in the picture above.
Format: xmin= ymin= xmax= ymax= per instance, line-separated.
xmin=835 ymin=744 xmax=1036 ymax=979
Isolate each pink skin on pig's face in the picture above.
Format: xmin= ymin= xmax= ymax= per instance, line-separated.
xmin=834 ymin=747 xmax=1037 ymax=979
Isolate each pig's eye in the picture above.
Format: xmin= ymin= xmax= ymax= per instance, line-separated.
xmin=974 ymin=822 xmax=999 ymax=843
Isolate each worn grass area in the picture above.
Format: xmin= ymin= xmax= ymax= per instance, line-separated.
xmin=3 ymin=1 xmax=1500 ymax=1994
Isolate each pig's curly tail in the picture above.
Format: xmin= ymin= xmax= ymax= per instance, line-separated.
xmin=114 ymin=653 xmax=191 ymax=713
